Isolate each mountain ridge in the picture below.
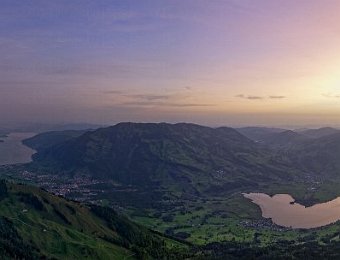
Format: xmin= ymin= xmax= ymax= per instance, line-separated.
xmin=27 ymin=122 xmax=301 ymax=198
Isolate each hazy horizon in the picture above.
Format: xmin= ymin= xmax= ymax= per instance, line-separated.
xmin=2 ymin=120 xmax=340 ymax=132
xmin=2 ymin=0 xmax=340 ymax=126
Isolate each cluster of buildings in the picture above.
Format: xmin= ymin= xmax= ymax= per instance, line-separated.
xmin=21 ymin=170 xmax=106 ymax=203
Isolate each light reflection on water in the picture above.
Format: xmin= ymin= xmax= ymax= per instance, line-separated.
xmin=244 ymin=192 xmax=340 ymax=229
xmin=0 ymin=132 xmax=36 ymax=165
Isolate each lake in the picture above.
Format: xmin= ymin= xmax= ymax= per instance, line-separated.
xmin=244 ymin=192 xmax=340 ymax=229
xmin=0 ymin=132 xmax=37 ymax=165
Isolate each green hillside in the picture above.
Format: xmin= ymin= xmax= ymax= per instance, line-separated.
xmin=4 ymin=180 xmax=340 ymax=260
xmin=0 ymin=180 xmax=187 ymax=259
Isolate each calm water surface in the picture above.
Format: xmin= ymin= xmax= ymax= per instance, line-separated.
xmin=0 ymin=132 xmax=36 ymax=165
xmin=244 ymin=193 xmax=340 ymax=229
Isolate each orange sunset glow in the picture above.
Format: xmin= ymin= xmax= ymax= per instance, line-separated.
xmin=1 ymin=0 xmax=340 ymax=127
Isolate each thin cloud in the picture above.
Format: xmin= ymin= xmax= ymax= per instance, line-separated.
xmin=104 ymin=90 xmax=193 ymax=102
xmin=169 ymin=103 xmax=213 ymax=107
xmin=236 ymin=94 xmax=286 ymax=100
xmin=121 ymin=101 xmax=214 ymax=107
xmin=235 ymin=94 xmax=264 ymax=100
xmin=124 ymin=94 xmax=171 ymax=101
xmin=323 ymin=93 xmax=340 ymax=98
xmin=105 ymin=91 xmax=202 ymax=106
xmin=247 ymin=96 xmax=264 ymax=100
xmin=269 ymin=95 xmax=286 ymax=99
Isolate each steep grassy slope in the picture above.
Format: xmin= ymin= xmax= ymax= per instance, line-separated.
xmin=0 ymin=180 xmax=187 ymax=259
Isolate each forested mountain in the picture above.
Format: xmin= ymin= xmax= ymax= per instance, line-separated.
xmin=26 ymin=123 xmax=340 ymax=188
xmin=28 ymin=123 xmax=300 ymax=195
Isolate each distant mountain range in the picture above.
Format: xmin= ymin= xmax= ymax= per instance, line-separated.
xmin=24 ymin=123 xmax=340 ymax=186
xmin=285 ymin=132 xmax=340 ymax=176
xmin=23 ymin=130 xmax=89 ymax=151
xmin=1 ymin=123 xmax=104 ymax=134
xmin=236 ymin=127 xmax=287 ymax=143
xmin=297 ymin=127 xmax=340 ymax=138
xmin=259 ymin=130 xmax=309 ymax=148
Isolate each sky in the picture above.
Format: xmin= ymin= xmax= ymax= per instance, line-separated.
xmin=1 ymin=0 xmax=340 ymax=127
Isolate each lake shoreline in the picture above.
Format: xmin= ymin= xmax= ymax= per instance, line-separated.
xmin=0 ymin=132 xmax=37 ymax=166
xmin=244 ymin=192 xmax=340 ymax=229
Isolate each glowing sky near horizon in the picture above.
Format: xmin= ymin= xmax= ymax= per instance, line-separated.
xmin=1 ymin=0 xmax=340 ymax=127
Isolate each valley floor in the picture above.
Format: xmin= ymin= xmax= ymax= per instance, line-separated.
xmin=3 ymin=164 xmax=340 ymax=249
